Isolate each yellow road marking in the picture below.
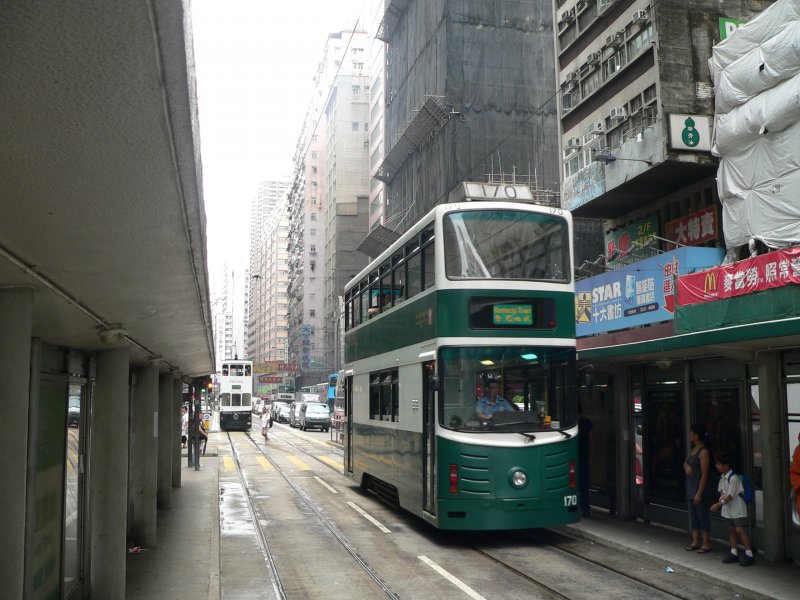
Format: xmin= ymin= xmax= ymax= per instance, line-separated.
xmin=318 ymin=455 xmax=343 ymax=471
xmin=287 ymin=455 xmax=311 ymax=471
xmin=223 ymin=456 xmax=236 ymax=472
xmin=257 ymin=456 xmax=274 ymax=471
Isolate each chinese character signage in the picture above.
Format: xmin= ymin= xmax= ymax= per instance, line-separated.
xmin=493 ymin=304 xmax=533 ymax=325
xmin=669 ymin=114 xmax=712 ymax=152
xmin=575 ymin=247 xmax=725 ymax=336
xmin=253 ymin=361 xmax=300 ymax=374
xmin=677 ymin=247 xmax=800 ymax=306
xmin=665 ymin=206 xmax=718 ymax=248
xmin=605 ymin=215 xmax=659 ymax=269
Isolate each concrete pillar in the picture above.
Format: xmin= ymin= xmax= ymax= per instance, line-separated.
xmin=0 ymin=287 xmax=34 ymax=600
xmin=172 ymin=376 xmax=183 ymax=488
xmin=89 ymin=348 xmax=130 ymax=600
xmin=612 ymin=366 xmax=632 ymax=519
xmin=758 ymin=351 xmax=788 ymax=560
xmin=130 ymin=364 xmax=159 ymax=548
xmin=157 ymin=373 xmax=173 ymax=509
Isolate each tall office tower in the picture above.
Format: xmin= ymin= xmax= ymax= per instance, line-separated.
xmin=287 ymin=27 xmax=371 ymax=383
xmin=248 ymin=178 xmax=291 ymax=363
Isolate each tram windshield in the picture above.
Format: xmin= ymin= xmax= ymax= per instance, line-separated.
xmin=439 ymin=346 xmax=577 ymax=433
xmin=443 ymin=210 xmax=569 ymax=281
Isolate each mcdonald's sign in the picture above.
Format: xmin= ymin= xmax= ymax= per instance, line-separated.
xmin=703 ymin=270 xmax=718 ymax=295
xmin=677 ymin=247 xmax=800 ymax=306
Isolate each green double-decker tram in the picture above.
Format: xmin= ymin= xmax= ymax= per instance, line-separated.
xmin=342 ymin=184 xmax=579 ymax=530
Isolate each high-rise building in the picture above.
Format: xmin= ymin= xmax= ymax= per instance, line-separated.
xmin=248 ymin=178 xmax=291 ymax=362
xmin=211 ymin=262 xmax=243 ymax=367
xmin=287 ymin=27 xmax=371 ymax=383
xmin=367 ymin=0 xmax=387 ymax=230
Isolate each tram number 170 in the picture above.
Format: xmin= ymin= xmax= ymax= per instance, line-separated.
xmin=563 ymin=494 xmax=578 ymax=507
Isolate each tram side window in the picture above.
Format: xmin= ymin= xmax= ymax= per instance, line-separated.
xmin=422 ymin=241 xmax=435 ymax=290
xmin=392 ymin=252 xmax=405 ymax=304
xmin=245 ymin=365 xmax=251 ymax=376
xmin=242 ymin=393 xmax=251 ymax=407
xmin=360 ymin=289 xmax=369 ymax=323
xmin=222 ymin=366 xmax=229 ymax=376
xmin=406 ymin=251 xmax=422 ymax=298
xmin=221 ymin=393 xmax=231 ymax=406
xmin=369 ymin=368 xmax=399 ymax=422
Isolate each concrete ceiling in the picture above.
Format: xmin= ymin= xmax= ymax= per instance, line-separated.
xmin=0 ymin=1 xmax=214 ymax=376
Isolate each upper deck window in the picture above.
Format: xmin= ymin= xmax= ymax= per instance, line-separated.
xmin=443 ymin=210 xmax=569 ymax=281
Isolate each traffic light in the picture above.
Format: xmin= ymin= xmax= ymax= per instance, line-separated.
xmin=207 ymin=381 xmax=213 ymax=391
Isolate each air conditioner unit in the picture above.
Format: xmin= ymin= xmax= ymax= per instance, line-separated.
xmin=609 ymin=106 xmax=627 ymax=120
xmin=565 ymin=70 xmax=578 ymax=83
xmin=561 ymin=8 xmax=576 ymax=22
xmin=586 ymin=52 xmax=600 ymax=65
xmin=607 ymin=31 xmax=624 ymax=47
xmin=597 ymin=0 xmax=618 ymax=15
xmin=632 ymin=10 xmax=648 ymax=24
xmin=588 ymin=121 xmax=604 ymax=133
xmin=565 ymin=137 xmax=583 ymax=150
xmin=582 ymin=132 xmax=599 ymax=146
xmin=576 ymin=0 xmax=587 ymax=11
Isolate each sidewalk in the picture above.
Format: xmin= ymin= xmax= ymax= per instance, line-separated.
xmin=126 ymin=456 xmax=220 ymax=600
xmin=562 ymin=511 xmax=800 ymax=600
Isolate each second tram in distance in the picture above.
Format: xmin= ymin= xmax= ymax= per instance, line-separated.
xmin=341 ymin=183 xmax=579 ymax=530
xmin=219 ymin=359 xmax=254 ymax=431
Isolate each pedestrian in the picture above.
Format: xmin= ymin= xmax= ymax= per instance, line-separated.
xmin=261 ymin=406 xmax=271 ymax=443
xmin=181 ymin=406 xmax=188 ymax=448
xmin=198 ymin=412 xmax=208 ymax=455
xmin=684 ymin=423 xmax=712 ymax=553
xmin=578 ymin=403 xmax=593 ymax=518
xmin=790 ymin=432 xmax=800 ymax=520
xmin=710 ymin=451 xmax=755 ymax=566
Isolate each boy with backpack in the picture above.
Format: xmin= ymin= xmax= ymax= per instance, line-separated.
xmin=710 ymin=451 xmax=755 ymax=567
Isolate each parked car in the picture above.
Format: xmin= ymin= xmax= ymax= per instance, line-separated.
xmin=271 ymin=401 xmax=288 ymax=422
xmin=299 ymin=402 xmax=331 ymax=432
xmin=277 ymin=404 xmax=291 ymax=423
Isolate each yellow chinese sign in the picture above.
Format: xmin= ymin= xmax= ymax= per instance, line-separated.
xmin=493 ymin=304 xmax=533 ymax=325
xmin=575 ymin=292 xmax=592 ymax=324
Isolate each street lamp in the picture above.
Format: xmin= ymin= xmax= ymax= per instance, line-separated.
xmin=592 ymin=149 xmax=652 ymax=166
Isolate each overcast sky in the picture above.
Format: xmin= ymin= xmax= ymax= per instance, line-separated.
xmin=191 ymin=0 xmax=366 ymax=294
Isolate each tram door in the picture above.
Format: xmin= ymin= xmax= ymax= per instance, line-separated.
xmin=345 ymin=376 xmax=353 ymax=473
xmin=422 ymin=361 xmax=436 ymax=514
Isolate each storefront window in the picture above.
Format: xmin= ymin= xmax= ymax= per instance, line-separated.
xmin=749 ymin=381 xmax=764 ymax=527
xmin=645 ymin=389 xmax=684 ymax=503
xmin=64 ymin=383 xmax=83 ymax=594
xmin=694 ymin=386 xmax=741 ymax=511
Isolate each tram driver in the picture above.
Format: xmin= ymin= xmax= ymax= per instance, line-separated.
xmin=475 ymin=379 xmax=515 ymax=420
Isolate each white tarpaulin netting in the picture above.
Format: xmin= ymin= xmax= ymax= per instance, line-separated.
xmin=710 ymin=0 xmax=800 ymax=249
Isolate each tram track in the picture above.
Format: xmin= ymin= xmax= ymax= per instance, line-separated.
xmin=255 ymin=427 xmax=686 ymax=599
xmin=227 ymin=430 xmax=401 ymax=600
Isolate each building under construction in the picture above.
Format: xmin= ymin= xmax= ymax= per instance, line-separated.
xmin=375 ymin=0 xmax=560 ymax=230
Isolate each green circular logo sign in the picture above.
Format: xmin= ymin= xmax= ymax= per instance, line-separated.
xmin=682 ymin=117 xmax=699 ymax=147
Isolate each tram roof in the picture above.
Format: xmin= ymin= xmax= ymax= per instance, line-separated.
xmin=0 ymin=2 xmax=214 ymax=376
xmin=348 ymin=200 xmax=572 ymax=292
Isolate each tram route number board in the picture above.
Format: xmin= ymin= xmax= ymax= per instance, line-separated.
xmin=492 ymin=303 xmax=533 ymax=325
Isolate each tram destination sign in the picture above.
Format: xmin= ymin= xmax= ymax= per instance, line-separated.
xmin=493 ymin=304 xmax=534 ymax=325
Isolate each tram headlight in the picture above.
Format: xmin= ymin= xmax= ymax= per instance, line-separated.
xmin=510 ymin=469 xmax=528 ymax=489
